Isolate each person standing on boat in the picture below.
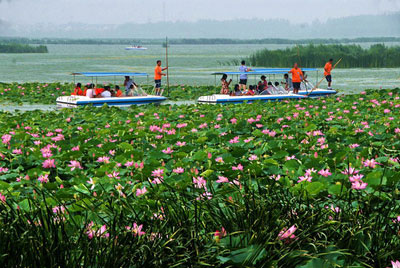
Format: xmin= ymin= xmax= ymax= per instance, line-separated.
xmin=220 ymin=74 xmax=232 ymax=94
xmin=324 ymin=59 xmax=333 ymax=90
xmin=124 ymin=76 xmax=137 ymax=96
xmin=289 ymin=63 xmax=303 ymax=94
xmin=239 ymin=60 xmax=252 ymax=91
xmin=154 ymin=60 xmax=168 ymax=96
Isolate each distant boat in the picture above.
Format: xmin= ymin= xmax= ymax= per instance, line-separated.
xmin=125 ymin=45 xmax=148 ymax=51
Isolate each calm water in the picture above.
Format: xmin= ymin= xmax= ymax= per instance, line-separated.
xmin=0 ymin=43 xmax=399 ymax=93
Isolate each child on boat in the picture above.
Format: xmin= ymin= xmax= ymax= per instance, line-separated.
xmin=115 ymin=85 xmax=123 ymax=97
xmin=85 ymin=84 xmax=95 ymax=98
xmin=220 ymin=74 xmax=232 ymax=94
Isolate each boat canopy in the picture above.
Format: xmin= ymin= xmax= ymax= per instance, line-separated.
xmin=212 ymin=68 xmax=318 ymax=76
xmin=72 ymin=72 xmax=148 ymax=77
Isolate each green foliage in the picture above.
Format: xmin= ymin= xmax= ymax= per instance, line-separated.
xmin=0 ymin=89 xmax=399 ymax=266
xmin=248 ymin=44 xmax=400 ymax=68
xmin=0 ymin=43 xmax=48 ymax=53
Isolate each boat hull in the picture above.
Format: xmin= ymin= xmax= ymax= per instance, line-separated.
xmin=56 ymin=95 xmax=166 ymax=108
xmin=297 ymin=89 xmax=337 ymax=98
xmin=197 ymin=94 xmax=306 ymax=104
xmin=125 ymin=47 xmax=147 ymax=51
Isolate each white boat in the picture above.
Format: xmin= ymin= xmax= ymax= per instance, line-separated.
xmin=61 ymin=72 xmax=165 ymax=107
xmin=125 ymin=46 xmax=148 ymax=51
xmin=57 ymin=95 xmax=166 ymax=108
xmin=198 ymin=93 xmax=306 ymax=104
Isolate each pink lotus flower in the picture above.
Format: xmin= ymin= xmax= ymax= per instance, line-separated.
xmin=0 ymin=167 xmax=8 ymax=173
xmin=12 ymin=149 xmax=23 ymax=155
xmin=176 ymin=141 xmax=186 ymax=147
xmin=126 ymin=223 xmax=145 ymax=236
xmin=342 ymin=167 xmax=359 ymax=175
xmin=151 ymin=168 xmax=164 ymax=178
xmin=52 ymin=206 xmax=66 ymax=214
xmin=71 ymin=145 xmax=80 ymax=151
xmin=318 ymin=169 xmax=332 ymax=177
xmin=297 ymin=175 xmax=312 ymax=183
xmin=248 ymin=155 xmax=258 ymax=161
xmin=173 ymin=167 xmax=184 ymax=174
xmin=395 ymin=128 xmax=400 ymax=134
xmin=136 ymin=187 xmax=147 ymax=197
xmin=125 ymin=161 xmax=134 ymax=167
xmin=215 ymin=157 xmax=224 ymax=163
xmin=349 ymin=144 xmax=360 ymax=149
xmin=278 ymin=225 xmax=297 ymax=241
xmin=42 ymin=159 xmax=56 ymax=168
xmin=68 ymin=160 xmax=82 ymax=171
xmin=214 ymin=227 xmax=227 ymax=242
xmin=229 ymin=136 xmax=239 ymax=144
xmin=305 ymin=168 xmax=317 ymax=176
xmin=392 ymin=260 xmax=400 ymax=268
xmin=1 ymin=134 xmax=12 ymax=144
xmin=216 ymin=176 xmax=229 ymax=183
xmin=285 ymin=155 xmax=296 ymax=161
xmin=351 ymin=180 xmax=367 ymax=190
xmin=97 ymin=156 xmax=110 ymax=163
xmin=0 ymin=193 xmax=6 ymax=203
xmin=269 ymin=174 xmax=281 ymax=181
xmin=230 ymin=118 xmax=237 ymax=124
xmin=363 ymin=159 xmax=380 ymax=168
xmin=107 ymin=171 xmax=120 ymax=179
xmin=193 ymin=176 xmax=206 ymax=189
xmin=38 ymin=174 xmax=49 ymax=183
xmin=162 ymin=147 xmax=174 ymax=154
xmin=232 ymin=164 xmax=243 ymax=171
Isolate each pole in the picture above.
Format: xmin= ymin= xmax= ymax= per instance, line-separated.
xmin=165 ymin=37 xmax=170 ymax=97
xmin=307 ymin=58 xmax=342 ymax=96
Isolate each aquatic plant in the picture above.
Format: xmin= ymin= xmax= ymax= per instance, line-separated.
xmin=0 ymin=89 xmax=400 ymax=266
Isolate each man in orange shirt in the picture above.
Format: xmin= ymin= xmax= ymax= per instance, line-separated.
xmin=324 ymin=58 xmax=333 ymax=89
xmin=288 ymin=63 xmax=303 ymax=94
xmin=154 ymin=60 xmax=168 ymax=96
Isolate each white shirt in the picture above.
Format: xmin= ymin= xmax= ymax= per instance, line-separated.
xmin=86 ymin=89 xmax=94 ymax=98
xmin=101 ymin=91 xmax=111 ymax=98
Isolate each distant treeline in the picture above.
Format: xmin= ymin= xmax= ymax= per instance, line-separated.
xmin=0 ymin=43 xmax=48 ymax=53
xmin=0 ymin=37 xmax=400 ymax=45
xmin=247 ymin=44 xmax=400 ymax=68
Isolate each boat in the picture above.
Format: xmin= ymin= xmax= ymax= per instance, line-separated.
xmin=209 ymin=68 xmax=337 ymax=99
xmin=125 ymin=45 xmax=147 ymax=51
xmin=57 ymin=95 xmax=166 ymax=108
xmin=198 ymin=93 xmax=307 ymax=104
xmin=57 ymin=72 xmax=166 ymax=108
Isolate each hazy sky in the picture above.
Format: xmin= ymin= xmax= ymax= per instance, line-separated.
xmin=0 ymin=0 xmax=399 ymax=25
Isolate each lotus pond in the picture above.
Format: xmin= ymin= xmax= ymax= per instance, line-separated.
xmin=1 ymin=89 xmax=400 ymax=267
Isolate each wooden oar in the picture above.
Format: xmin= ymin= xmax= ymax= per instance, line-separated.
xmin=307 ymin=58 xmax=342 ymax=96
xmin=165 ymin=36 xmax=170 ymax=97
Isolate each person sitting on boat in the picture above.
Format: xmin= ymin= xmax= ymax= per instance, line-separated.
xmin=95 ymin=86 xmax=111 ymax=98
xmin=124 ymin=76 xmax=137 ymax=96
xmin=239 ymin=60 xmax=252 ymax=91
xmin=274 ymin=82 xmax=286 ymax=94
xmin=244 ymin=85 xmax=255 ymax=96
xmin=85 ymin=84 xmax=95 ymax=98
xmin=220 ymin=74 xmax=232 ymax=94
xmin=115 ymin=85 xmax=123 ymax=97
xmin=256 ymin=81 xmax=264 ymax=94
xmin=261 ymin=75 xmax=268 ymax=91
xmin=284 ymin=73 xmax=293 ymax=92
xmin=230 ymin=84 xmax=241 ymax=96
xmin=71 ymin=83 xmax=83 ymax=96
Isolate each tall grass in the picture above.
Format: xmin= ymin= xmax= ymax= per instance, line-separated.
xmin=248 ymin=44 xmax=400 ymax=68
xmin=0 ymin=43 xmax=48 ymax=53
xmin=1 ymin=169 xmax=399 ymax=267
